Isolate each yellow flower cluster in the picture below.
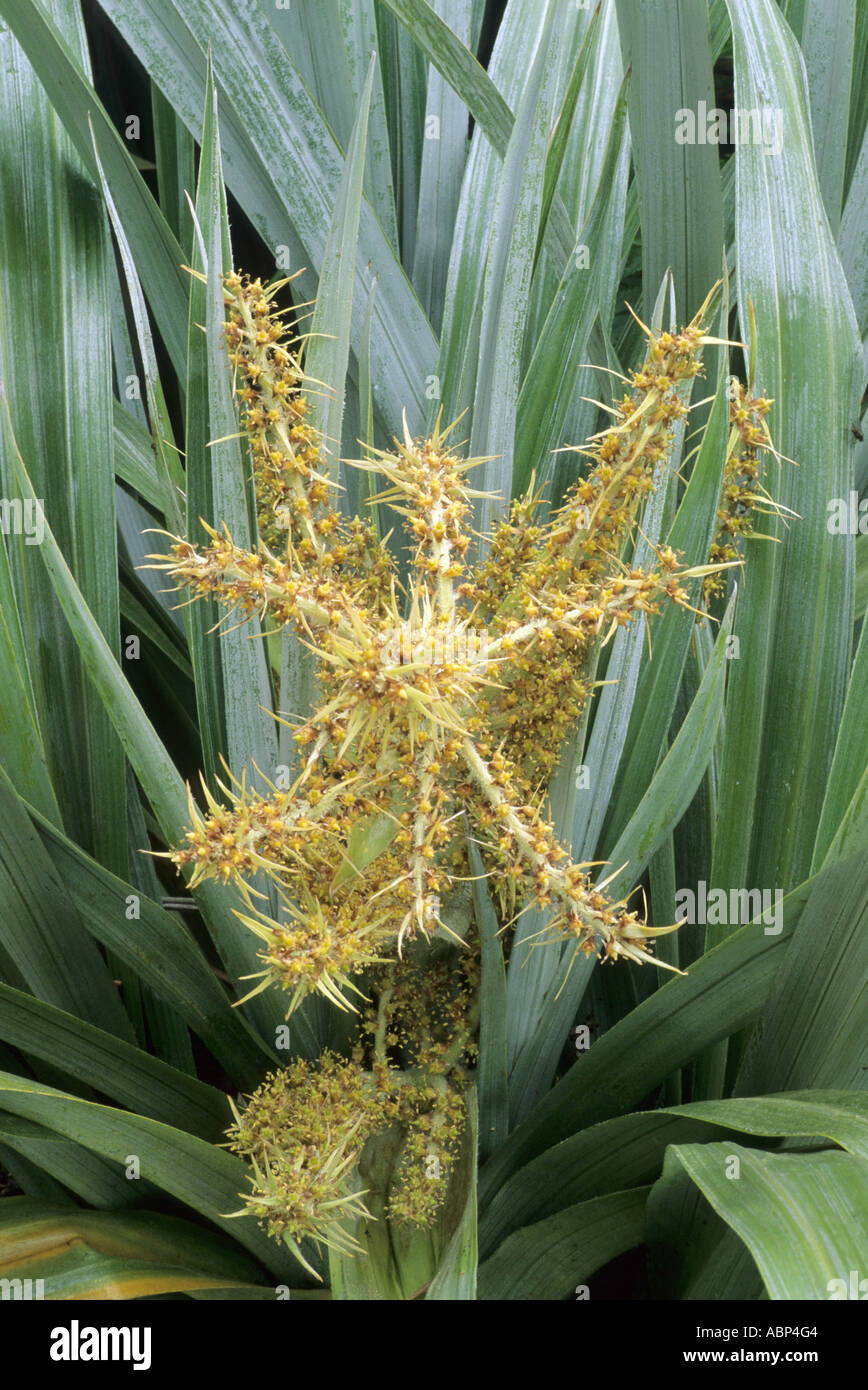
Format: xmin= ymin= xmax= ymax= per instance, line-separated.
xmin=223 ymin=270 xmax=393 ymax=598
xmin=226 ymin=1053 xmax=385 ymax=1275
xmin=356 ymin=944 xmax=478 ymax=1228
xmin=144 ymin=271 xmax=779 ymax=1271
xmin=148 ymin=276 xmax=733 ymax=1016
xmin=467 ymin=300 xmax=716 ymax=790
xmin=228 ymin=1007 xmax=474 ymax=1274
xmin=704 ymin=381 xmax=777 ymax=600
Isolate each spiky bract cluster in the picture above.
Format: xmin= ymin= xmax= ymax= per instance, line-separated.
xmin=145 ymin=271 xmax=785 ymax=1269
xmin=227 ymin=1022 xmax=473 ymax=1274
xmin=148 ymin=278 xmax=739 ymax=1018
xmin=222 ymin=270 xmax=392 ymax=600
xmin=226 ymin=1054 xmax=384 ymax=1274
xmin=468 ymin=303 xmax=718 ymax=789
xmin=704 ymin=381 xmax=777 ymax=600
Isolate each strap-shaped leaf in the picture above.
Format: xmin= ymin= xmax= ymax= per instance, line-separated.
xmin=650 ymin=1143 xmax=868 ymax=1300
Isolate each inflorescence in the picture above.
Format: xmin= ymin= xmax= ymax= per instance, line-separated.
xmin=147 ymin=272 xmax=777 ymax=1269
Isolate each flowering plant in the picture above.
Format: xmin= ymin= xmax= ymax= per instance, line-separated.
xmin=148 ymin=272 xmax=777 ymax=1275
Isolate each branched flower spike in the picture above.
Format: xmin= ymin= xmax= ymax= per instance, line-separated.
xmin=221 ymin=270 xmax=393 ymax=599
xmin=225 ymin=1055 xmax=382 ymax=1277
xmin=145 ymin=271 xmax=781 ymax=1267
xmin=468 ymin=285 xmax=731 ymax=790
xmin=147 ymin=275 xmax=752 ymax=1011
xmin=350 ymin=408 xmax=492 ymax=607
xmin=704 ymin=380 xmax=785 ymax=600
